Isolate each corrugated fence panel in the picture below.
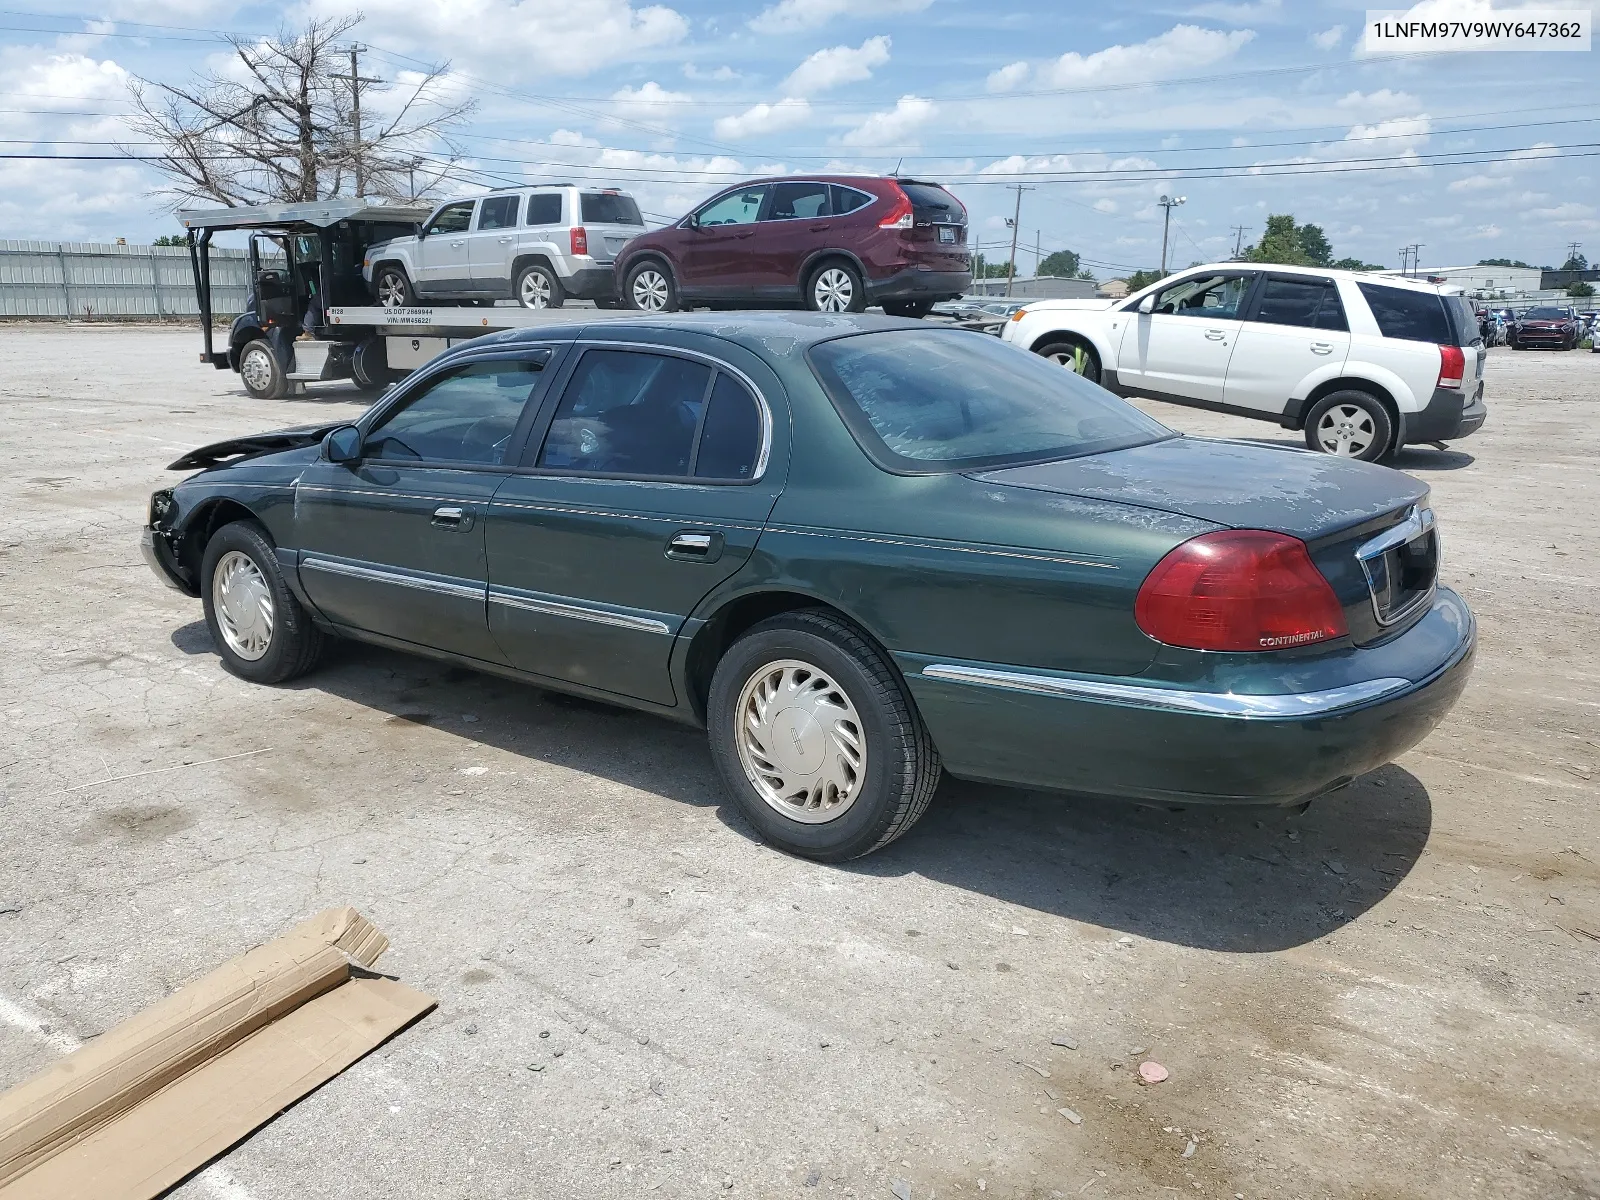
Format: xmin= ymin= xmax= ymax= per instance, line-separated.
xmin=0 ymin=241 xmax=264 ymax=319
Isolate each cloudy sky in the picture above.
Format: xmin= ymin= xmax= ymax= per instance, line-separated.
xmin=1 ymin=0 xmax=1594 ymax=273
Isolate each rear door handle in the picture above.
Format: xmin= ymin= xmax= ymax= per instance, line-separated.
xmin=1205 ymin=329 xmax=1227 ymax=341
xmin=1310 ymin=342 xmax=1334 ymax=354
xmin=666 ymin=530 xmax=723 ymax=562
xmin=498 ymin=236 xmax=514 ymax=243
xmin=432 ymin=505 xmax=474 ymax=531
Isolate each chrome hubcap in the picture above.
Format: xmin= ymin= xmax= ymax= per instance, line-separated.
xmin=377 ymin=273 xmax=406 ymax=307
xmin=1316 ymin=404 xmax=1376 ymax=456
xmin=1048 ymin=347 xmax=1092 ymax=375
xmin=519 ymin=271 xmax=551 ymax=309
xmin=814 ymin=268 xmax=854 ymax=312
xmin=239 ymin=348 xmax=274 ymax=393
xmin=735 ymin=659 xmax=866 ymax=824
xmin=212 ymin=551 xmax=274 ymax=661
xmin=632 ymin=269 xmax=669 ymax=311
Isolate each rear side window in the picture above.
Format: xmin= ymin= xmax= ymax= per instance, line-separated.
xmin=580 ymin=192 xmax=643 ymax=225
xmin=900 ymin=182 xmax=964 ymax=219
xmin=479 ymin=195 xmax=519 ymax=230
xmin=1253 ymin=277 xmax=1347 ymax=332
xmin=1444 ymin=295 xmax=1482 ymax=345
xmin=1357 ymin=283 xmax=1452 ymax=344
xmin=765 ymin=182 xmax=831 ymax=220
xmin=538 ymin=350 xmax=711 ymax=477
xmin=831 ymin=185 xmax=874 ymax=214
xmin=694 ymin=374 xmax=763 ymax=480
xmin=526 ymin=194 xmax=563 ymax=225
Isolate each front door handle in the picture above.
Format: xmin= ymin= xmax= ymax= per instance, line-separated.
xmin=666 ymin=530 xmax=724 ymax=562
xmin=498 ymin=236 xmax=515 ymax=243
xmin=810 ymin=223 xmax=831 ymax=231
xmin=450 ymin=239 xmax=465 ymax=248
xmin=432 ymin=505 xmax=474 ymax=531
xmin=1310 ymin=342 xmax=1334 ymax=354
xmin=1204 ymin=329 xmax=1227 ymax=341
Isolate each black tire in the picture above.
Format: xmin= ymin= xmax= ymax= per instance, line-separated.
xmin=373 ymin=265 xmax=415 ymax=308
xmin=707 ymin=609 xmax=942 ymax=862
xmin=200 ymin=521 xmax=326 ymax=684
xmin=881 ymin=299 xmax=933 ymax=319
xmin=515 ymin=263 xmax=565 ymax=310
xmin=806 ymin=260 xmax=867 ymax=313
xmin=624 ymin=259 xmax=679 ymax=312
xmin=1034 ymin=339 xmax=1101 ymax=384
xmin=1303 ymin=390 xmax=1395 ymax=462
xmin=237 ymin=339 xmax=287 ymax=400
xmin=350 ymin=336 xmax=396 ymax=393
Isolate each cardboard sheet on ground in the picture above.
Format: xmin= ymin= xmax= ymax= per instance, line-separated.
xmin=0 ymin=908 xmax=434 ymax=1200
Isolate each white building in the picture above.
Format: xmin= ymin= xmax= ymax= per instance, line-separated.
xmin=1373 ymin=264 xmax=1544 ymax=299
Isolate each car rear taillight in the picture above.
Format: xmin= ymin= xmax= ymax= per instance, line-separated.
xmin=1437 ymin=344 xmax=1465 ymax=391
xmin=570 ymin=226 xmax=588 ymax=256
xmin=1135 ymin=530 xmax=1348 ymax=652
xmin=878 ymin=188 xmax=913 ymax=230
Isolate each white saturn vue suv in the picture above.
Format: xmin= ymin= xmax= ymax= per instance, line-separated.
xmin=362 ymin=185 xmax=645 ymax=310
xmin=1001 ymin=263 xmax=1487 ymax=461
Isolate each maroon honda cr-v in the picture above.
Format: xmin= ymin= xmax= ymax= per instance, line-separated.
xmin=613 ymin=176 xmax=971 ymax=317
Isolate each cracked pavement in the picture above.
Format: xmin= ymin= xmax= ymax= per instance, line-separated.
xmin=0 ymin=324 xmax=1596 ymax=1199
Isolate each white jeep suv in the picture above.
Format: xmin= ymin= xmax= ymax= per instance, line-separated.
xmin=363 ymin=185 xmax=644 ymax=310
xmin=1001 ymin=264 xmax=1487 ymax=460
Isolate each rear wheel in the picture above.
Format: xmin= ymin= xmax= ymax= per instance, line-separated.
xmin=707 ymin=610 xmax=941 ymax=861
xmin=625 ymin=261 xmax=679 ymax=312
xmin=881 ymin=299 xmax=933 ymax=319
xmin=1304 ymin=390 xmax=1394 ymax=462
xmin=201 ymin=522 xmax=326 ymax=684
xmin=516 ymin=263 xmax=565 ymax=310
xmin=1034 ymin=339 xmax=1101 ymax=384
xmin=807 ymin=261 xmax=866 ymax=313
xmin=350 ymin=336 xmax=396 ymax=394
xmin=238 ymin=339 xmax=287 ymax=400
xmin=373 ymin=266 xmax=414 ymax=308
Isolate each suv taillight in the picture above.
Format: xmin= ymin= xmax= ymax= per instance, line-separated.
xmin=1437 ymin=344 xmax=1465 ymax=391
xmin=1135 ymin=530 xmax=1348 ymax=652
xmin=570 ymin=226 xmax=588 ymax=256
xmin=878 ymin=188 xmax=913 ymax=230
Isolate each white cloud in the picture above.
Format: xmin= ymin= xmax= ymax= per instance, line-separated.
xmin=1182 ymin=0 xmax=1280 ymax=21
xmin=1312 ymin=24 xmax=1345 ymax=50
xmin=748 ymin=0 xmax=930 ymax=35
xmin=713 ymin=97 xmax=811 ymax=139
xmin=683 ymin=63 xmax=738 ymax=81
xmin=607 ymin=80 xmax=691 ymax=120
xmin=1038 ymin=24 xmax=1255 ymax=88
xmin=1345 ymin=115 xmax=1432 ymax=142
xmin=840 ymin=94 xmax=936 ymax=147
xmin=298 ymin=0 xmax=690 ymax=78
xmin=1467 ymin=224 xmax=1502 ymax=240
xmin=986 ymin=61 xmax=1029 ymax=92
xmin=1508 ymin=141 xmax=1558 ymax=161
xmin=1529 ymin=202 xmax=1596 ymax=221
xmin=1447 ymin=173 xmax=1507 ymax=193
xmin=782 ymin=35 xmax=890 ymax=96
xmin=1093 ymin=198 xmax=1118 ymax=214
xmin=1336 ymin=89 xmax=1420 ymax=115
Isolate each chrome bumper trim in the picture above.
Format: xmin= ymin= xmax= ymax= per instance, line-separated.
xmin=920 ymin=664 xmax=1412 ymax=719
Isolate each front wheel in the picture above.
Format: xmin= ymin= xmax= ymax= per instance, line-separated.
xmin=806 ymin=261 xmax=866 ymax=313
xmin=201 ymin=522 xmax=326 ymax=684
xmin=516 ymin=263 xmax=565 ymax=310
xmin=238 ymin=339 xmax=287 ymax=400
xmin=373 ymin=266 xmax=415 ymax=308
xmin=1034 ymin=339 xmax=1101 ymax=384
xmin=707 ymin=610 xmax=941 ymax=861
xmin=1303 ymin=390 xmax=1394 ymax=462
xmin=624 ymin=261 xmax=679 ymax=312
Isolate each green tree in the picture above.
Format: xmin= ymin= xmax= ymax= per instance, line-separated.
xmin=1298 ymin=223 xmax=1333 ymax=267
xmin=1561 ymin=252 xmax=1589 ymax=272
xmin=1124 ymin=268 xmax=1164 ymax=292
xmin=1036 ymin=249 xmax=1081 ymax=277
xmin=151 ymin=234 xmax=187 ymax=246
xmin=1478 ymin=257 xmax=1536 ymax=269
xmin=1243 ymin=214 xmax=1314 ymax=266
xmin=1331 ymin=256 xmax=1385 ymax=271
xmin=1076 ymin=268 xmax=1097 ymax=282
xmin=1568 ymin=280 xmax=1596 ymax=298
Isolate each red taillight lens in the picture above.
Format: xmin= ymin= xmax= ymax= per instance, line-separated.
xmin=1135 ymin=530 xmax=1348 ymax=652
xmin=1437 ymin=344 xmax=1464 ymax=390
xmin=570 ymin=226 xmax=588 ymax=256
xmin=878 ymin=188 xmax=913 ymax=230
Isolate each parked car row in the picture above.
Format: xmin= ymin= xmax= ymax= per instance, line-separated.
xmin=362 ymin=175 xmax=973 ymax=317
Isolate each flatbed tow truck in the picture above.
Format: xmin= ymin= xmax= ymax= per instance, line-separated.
xmin=180 ymin=199 xmax=635 ymax=399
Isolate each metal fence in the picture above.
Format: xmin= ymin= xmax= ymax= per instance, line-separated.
xmin=0 ymin=241 xmax=258 ymax=320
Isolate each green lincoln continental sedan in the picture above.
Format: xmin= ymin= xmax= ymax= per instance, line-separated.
xmin=143 ymin=313 xmax=1475 ymax=860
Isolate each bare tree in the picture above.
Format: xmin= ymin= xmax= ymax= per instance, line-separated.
xmin=126 ymin=15 xmax=476 ymax=208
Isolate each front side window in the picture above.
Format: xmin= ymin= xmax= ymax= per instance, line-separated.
xmin=580 ymin=192 xmax=643 ymax=225
xmin=479 ymin=195 xmax=519 ymax=230
xmin=809 ymin=329 xmax=1172 ymax=471
xmin=1357 ymin=283 xmax=1453 ymax=344
xmin=424 ymin=201 xmax=475 ymax=237
xmin=1154 ymin=273 xmax=1252 ymax=320
xmin=538 ymin=350 xmax=712 ymax=477
xmin=365 ymin=358 xmax=545 ymax=465
xmin=526 ymin=194 xmax=563 ymax=225
xmin=764 ymin=182 xmax=831 ymax=220
xmin=696 ymin=187 xmax=767 ymax=227
xmin=1253 ymin=277 xmax=1347 ymax=331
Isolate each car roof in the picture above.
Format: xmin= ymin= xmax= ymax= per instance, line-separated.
xmin=1174 ymin=261 xmax=1455 ymax=294
xmin=451 ymin=311 xmax=933 ymax=359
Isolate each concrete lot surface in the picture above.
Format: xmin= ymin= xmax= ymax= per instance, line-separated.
xmin=0 ymin=324 xmax=1596 ymax=1199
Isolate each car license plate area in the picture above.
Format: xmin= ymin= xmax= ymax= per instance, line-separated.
xmin=938 ymin=226 xmax=956 ymax=244
xmin=1358 ymin=508 xmax=1438 ymax=626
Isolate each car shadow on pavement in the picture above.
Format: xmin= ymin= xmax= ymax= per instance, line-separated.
xmin=226 ymin=633 xmax=1431 ymax=955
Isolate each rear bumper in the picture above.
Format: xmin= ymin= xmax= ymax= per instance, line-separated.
xmin=562 ymin=265 xmax=617 ymax=301
xmin=1407 ymin=385 xmax=1486 ymax=444
xmin=867 ymin=268 xmax=972 ymax=303
xmin=900 ymin=587 xmax=1476 ymax=806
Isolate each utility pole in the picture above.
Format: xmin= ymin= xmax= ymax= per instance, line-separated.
xmin=1566 ymin=240 xmax=1583 ymax=268
xmin=1231 ymin=225 xmax=1247 ymax=259
xmin=1411 ymin=244 xmax=1425 ymax=278
xmin=1035 ymin=229 xmax=1041 ymax=276
xmin=331 ymin=44 xmax=383 ymax=198
xmin=1157 ymin=194 xmax=1186 ymax=276
xmin=1004 ymin=185 xmax=1033 ymax=297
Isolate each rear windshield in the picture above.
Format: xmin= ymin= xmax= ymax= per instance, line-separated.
xmin=580 ymin=192 xmax=643 ymax=225
xmin=808 ymin=329 xmax=1172 ymax=472
xmin=900 ymin=182 xmax=964 ymax=220
xmin=1357 ymin=283 xmax=1453 ymax=345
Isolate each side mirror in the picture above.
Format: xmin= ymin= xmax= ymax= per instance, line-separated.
xmin=1137 ymin=294 xmax=1156 ymax=314
xmin=323 ymin=424 xmax=363 ymax=464
xmin=684 ymin=212 xmax=701 ymax=230
xmin=414 ymin=223 xmax=427 ymax=238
